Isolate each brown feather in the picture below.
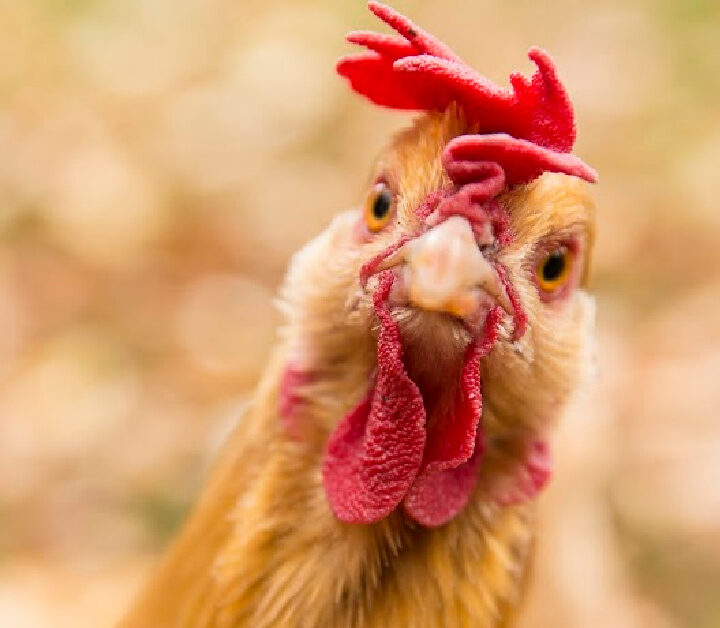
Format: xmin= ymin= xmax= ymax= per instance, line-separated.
xmin=118 ymin=109 xmax=595 ymax=628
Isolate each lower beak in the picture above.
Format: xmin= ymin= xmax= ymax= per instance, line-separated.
xmin=380 ymin=216 xmax=510 ymax=318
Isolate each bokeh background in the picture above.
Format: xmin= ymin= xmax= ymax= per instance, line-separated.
xmin=0 ymin=0 xmax=718 ymax=626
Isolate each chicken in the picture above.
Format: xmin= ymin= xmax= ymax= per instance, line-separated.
xmin=119 ymin=3 xmax=597 ymax=627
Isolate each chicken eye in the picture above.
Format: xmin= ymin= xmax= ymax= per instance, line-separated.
xmin=364 ymin=182 xmax=394 ymax=233
xmin=537 ymin=246 xmax=573 ymax=294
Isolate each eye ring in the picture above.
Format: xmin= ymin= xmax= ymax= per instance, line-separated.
xmin=364 ymin=182 xmax=395 ymax=233
xmin=537 ymin=246 xmax=573 ymax=295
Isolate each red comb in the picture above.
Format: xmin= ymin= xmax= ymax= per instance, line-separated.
xmin=339 ymin=2 xmax=589 ymax=158
xmin=444 ymin=133 xmax=598 ymax=185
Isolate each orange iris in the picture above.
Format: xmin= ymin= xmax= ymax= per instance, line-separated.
xmin=537 ymin=246 xmax=573 ymax=293
xmin=364 ymin=182 xmax=394 ymax=232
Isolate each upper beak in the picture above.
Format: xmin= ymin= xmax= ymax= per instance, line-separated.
xmin=377 ymin=216 xmax=511 ymax=318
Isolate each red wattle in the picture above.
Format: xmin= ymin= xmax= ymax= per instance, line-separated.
xmin=403 ymin=308 xmax=502 ymax=526
xmin=402 ymin=431 xmax=485 ymax=527
xmin=322 ymin=271 xmax=426 ymax=524
xmin=322 ymin=277 xmax=505 ymax=527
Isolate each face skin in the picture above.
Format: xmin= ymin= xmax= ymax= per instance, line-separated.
xmin=280 ymin=108 xmax=596 ymax=474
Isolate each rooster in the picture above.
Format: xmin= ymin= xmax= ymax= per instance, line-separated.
xmin=119 ymin=3 xmax=597 ymax=627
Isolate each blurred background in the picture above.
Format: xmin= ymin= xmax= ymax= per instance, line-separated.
xmin=0 ymin=0 xmax=718 ymax=626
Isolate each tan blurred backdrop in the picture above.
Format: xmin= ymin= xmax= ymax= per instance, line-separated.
xmin=0 ymin=0 xmax=718 ymax=626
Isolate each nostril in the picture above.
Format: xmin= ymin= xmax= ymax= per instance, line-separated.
xmin=475 ymin=221 xmax=494 ymax=247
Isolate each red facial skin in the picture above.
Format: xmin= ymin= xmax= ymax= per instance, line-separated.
xmin=318 ymin=108 xmax=590 ymax=526
xmin=320 ymin=161 xmax=532 ymax=525
xmin=280 ymin=2 xmax=597 ymax=526
xmin=492 ymin=438 xmax=553 ymax=507
xmin=279 ymin=364 xmax=312 ymax=439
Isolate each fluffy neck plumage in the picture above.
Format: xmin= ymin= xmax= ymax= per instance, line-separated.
xmin=119 ymin=344 xmax=537 ymax=628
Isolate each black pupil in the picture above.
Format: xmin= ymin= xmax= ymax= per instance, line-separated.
xmin=372 ymin=190 xmax=391 ymax=220
xmin=542 ymin=250 xmax=566 ymax=282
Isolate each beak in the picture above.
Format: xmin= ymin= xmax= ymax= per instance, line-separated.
xmin=376 ymin=216 xmax=511 ymax=318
